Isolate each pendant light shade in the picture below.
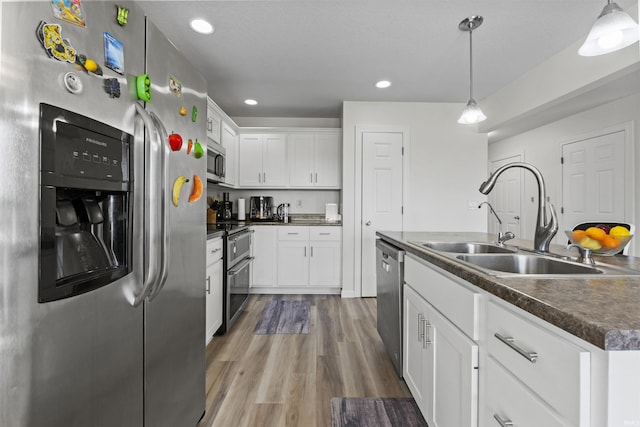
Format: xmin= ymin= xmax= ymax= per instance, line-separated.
xmin=579 ymin=1 xmax=640 ymax=56
xmin=458 ymin=16 xmax=486 ymax=125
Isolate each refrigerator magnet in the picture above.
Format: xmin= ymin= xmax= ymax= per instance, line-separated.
xmin=116 ymin=5 xmax=129 ymax=27
xmin=192 ymin=106 xmax=198 ymax=122
xmin=169 ymin=75 xmax=182 ymax=98
xmin=50 ymin=0 xmax=86 ymax=28
xmin=103 ymin=32 xmax=124 ymax=75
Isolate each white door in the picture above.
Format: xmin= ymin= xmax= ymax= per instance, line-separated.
xmin=562 ymin=130 xmax=627 ymax=230
xmin=489 ymin=155 xmax=522 ymax=237
xmin=361 ymin=131 xmax=403 ymax=297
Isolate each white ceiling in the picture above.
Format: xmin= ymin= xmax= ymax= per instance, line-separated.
xmin=140 ymin=0 xmax=639 ymax=119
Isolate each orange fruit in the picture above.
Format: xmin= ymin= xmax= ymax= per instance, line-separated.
xmin=601 ymin=235 xmax=620 ymax=249
xmin=571 ymin=230 xmax=586 ymax=242
xmin=586 ymin=227 xmax=607 ymax=241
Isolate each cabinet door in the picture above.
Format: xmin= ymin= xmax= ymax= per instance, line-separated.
xmin=309 ymin=241 xmax=341 ymax=286
xmin=314 ymin=133 xmax=341 ymax=188
xmin=277 ymin=241 xmax=309 ymax=286
xmin=404 ymin=285 xmax=429 ymax=415
xmin=263 ymin=134 xmax=288 ymax=186
xmin=205 ymin=258 xmax=223 ymax=344
xmin=427 ymin=302 xmax=478 ymax=427
xmin=252 ymin=227 xmax=277 ymax=287
xmin=221 ymin=122 xmax=237 ymax=187
xmin=207 ymin=101 xmax=222 ymax=144
xmin=239 ymin=134 xmax=263 ymax=186
xmin=288 ymin=133 xmax=315 ymax=187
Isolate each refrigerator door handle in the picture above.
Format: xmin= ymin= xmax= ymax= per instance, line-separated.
xmin=131 ymin=103 xmax=163 ymax=306
xmin=147 ymin=111 xmax=171 ymax=301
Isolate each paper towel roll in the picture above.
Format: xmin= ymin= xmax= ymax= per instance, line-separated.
xmin=237 ymin=198 xmax=246 ymax=220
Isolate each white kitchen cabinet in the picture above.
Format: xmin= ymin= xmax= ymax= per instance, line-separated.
xmin=485 ymin=298 xmax=590 ymax=427
xmin=404 ymin=254 xmax=479 ymax=427
xmin=403 ymin=284 xmax=478 ymax=427
xmin=288 ymin=132 xmax=341 ymax=188
xmin=251 ymin=226 xmax=277 ymax=287
xmin=277 ymin=227 xmax=310 ymax=286
xmin=308 ymin=227 xmax=342 ymax=286
xmin=221 ymin=121 xmax=238 ymax=187
xmin=205 ymin=237 xmax=224 ymax=345
xmin=238 ymin=134 xmax=287 ymax=187
xmin=206 ymin=97 xmax=222 ymax=144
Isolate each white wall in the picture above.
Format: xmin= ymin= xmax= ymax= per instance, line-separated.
xmin=341 ymin=101 xmax=488 ymax=297
xmin=488 ymin=93 xmax=640 ymax=254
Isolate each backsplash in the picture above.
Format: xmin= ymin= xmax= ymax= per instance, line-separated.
xmin=207 ymin=185 xmax=340 ymax=215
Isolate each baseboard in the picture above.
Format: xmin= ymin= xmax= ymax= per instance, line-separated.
xmin=250 ymin=286 xmax=342 ymax=295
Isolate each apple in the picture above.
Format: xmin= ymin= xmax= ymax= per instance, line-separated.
xmin=168 ymin=133 xmax=183 ymax=151
xmin=595 ymin=224 xmax=611 ymax=234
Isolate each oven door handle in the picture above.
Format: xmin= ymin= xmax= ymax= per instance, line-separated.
xmin=227 ymin=257 xmax=254 ymax=276
xmin=228 ymin=229 xmax=255 ymax=242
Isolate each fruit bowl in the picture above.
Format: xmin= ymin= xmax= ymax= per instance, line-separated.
xmin=565 ymin=226 xmax=633 ymax=256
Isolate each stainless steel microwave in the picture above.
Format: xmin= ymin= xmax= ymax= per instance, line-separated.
xmin=207 ymin=142 xmax=225 ymax=183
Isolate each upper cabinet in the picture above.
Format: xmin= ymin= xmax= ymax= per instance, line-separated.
xmin=238 ymin=134 xmax=288 ymax=187
xmin=237 ymin=128 xmax=342 ymax=189
xmin=221 ymin=122 xmax=238 ymax=187
xmin=206 ymin=98 xmax=222 ymax=144
xmin=289 ymin=132 xmax=341 ymax=188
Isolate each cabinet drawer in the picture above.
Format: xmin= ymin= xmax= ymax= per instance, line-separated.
xmin=487 ymin=299 xmax=590 ymax=426
xmin=206 ymin=237 xmax=223 ymax=264
xmin=278 ymin=226 xmax=309 ymax=240
xmin=405 ymin=255 xmax=480 ymax=340
xmin=485 ymin=357 xmax=566 ymax=427
xmin=309 ymin=226 xmax=341 ymax=240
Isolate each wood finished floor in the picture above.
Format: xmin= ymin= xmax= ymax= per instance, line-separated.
xmin=198 ymin=294 xmax=411 ymax=427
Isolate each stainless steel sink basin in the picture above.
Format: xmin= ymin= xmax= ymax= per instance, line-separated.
xmin=456 ymin=253 xmax=602 ymax=275
xmin=412 ymin=241 xmax=516 ymax=254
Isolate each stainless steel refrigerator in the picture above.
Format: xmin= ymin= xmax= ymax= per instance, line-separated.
xmin=0 ymin=2 xmax=206 ymax=426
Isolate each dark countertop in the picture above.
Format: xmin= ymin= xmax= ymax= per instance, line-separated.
xmin=377 ymin=231 xmax=640 ymax=351
xmin=206 ymin=228 xmax=225 ymax=239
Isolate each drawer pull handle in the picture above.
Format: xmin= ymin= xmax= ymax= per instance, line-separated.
xmin=494 ymin=333 xmax=538 ymax=363
xmin=423 ymin=319 xmax=432 ymax=348
xmin=319 ymin=232 xmax=330 ymax=235
xmin=288 ymin=232 xmax=299 ymax=235
xmin=418 ymin=313 xmax=425 ymax=342
xmin=381 ymin=260 xmax=390 ymax=272
xmin=493 ymin=414 xmax=513 ymax=427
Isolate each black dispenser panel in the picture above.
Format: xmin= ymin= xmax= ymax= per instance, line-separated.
xmin=39 ymin=104 xmax=133 ymax=302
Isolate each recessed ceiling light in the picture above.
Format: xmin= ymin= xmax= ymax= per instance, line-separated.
xmin=190 ymin=19 xmax=214 ymax=35
xmin=244 ymin=99 xmax=258 ymax=106
xmin=375 ymin=80 xmax=391 ymax=89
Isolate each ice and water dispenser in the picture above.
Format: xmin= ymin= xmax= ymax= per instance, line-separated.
xmin=39 ymin=104 xmax=132 ymax=302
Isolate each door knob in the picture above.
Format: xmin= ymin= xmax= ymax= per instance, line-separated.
xmin=365 ymin=221 xmax=372 ymax=226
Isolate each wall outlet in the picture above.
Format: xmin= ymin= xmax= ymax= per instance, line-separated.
xmin=296 ymin=200 xmax=302 ymax=207
xmin=467 ymin=200 xmax=478 ymax=210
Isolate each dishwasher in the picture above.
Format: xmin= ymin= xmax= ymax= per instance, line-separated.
xmin=375 ymin=238 xmax=405 ymax=377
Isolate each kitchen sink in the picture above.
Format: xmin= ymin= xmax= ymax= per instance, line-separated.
xmin=411 ymin=241 xmax=516 ymax=254
xmin=455 ymin=253 xmax=602 ymax=275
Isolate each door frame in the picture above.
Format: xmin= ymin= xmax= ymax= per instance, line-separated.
xmin=558 ymin=121 xmax=635 ymax=235
xmin=353 ymin=126 xmax=410 ymax=298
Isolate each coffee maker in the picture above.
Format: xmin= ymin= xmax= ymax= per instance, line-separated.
xmin=215 ymin=192 xmax=233 ymax=222
xmin=249 ymin=196 xmax=273 ymax=220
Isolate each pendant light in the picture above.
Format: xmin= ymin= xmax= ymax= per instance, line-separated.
xmin=579 ymin=1 xmax=639 ymax=56
xmin=458 ymin=16 xmax=486 ymax=125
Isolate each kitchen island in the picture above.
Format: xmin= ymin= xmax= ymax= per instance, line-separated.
xmin=378 ymin=230 xmax=640 ymax=427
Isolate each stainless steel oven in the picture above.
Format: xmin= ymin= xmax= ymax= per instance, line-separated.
xmin=221 ymin=227 xmax=253 ymax=333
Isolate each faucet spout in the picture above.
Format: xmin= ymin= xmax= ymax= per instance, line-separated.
xmin=479 ymin=162 xmax=558 ymax=253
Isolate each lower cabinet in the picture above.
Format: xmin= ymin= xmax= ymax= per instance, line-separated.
xmin=250 ymin=225 xmax=341 ymax=292
xmin=205 ymin=237 xmax=223 ymax=345
xmin=403 ymin=284 xmax=478 ymax=427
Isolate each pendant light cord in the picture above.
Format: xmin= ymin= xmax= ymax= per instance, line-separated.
xmin=469 ymin=28 xmax=474 ymax=100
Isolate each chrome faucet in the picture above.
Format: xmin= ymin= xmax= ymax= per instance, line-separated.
xmin=478 ymin=201 xmax=515 ymax=245
xmin=479 ymin=162 xmax=558 ymax=253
